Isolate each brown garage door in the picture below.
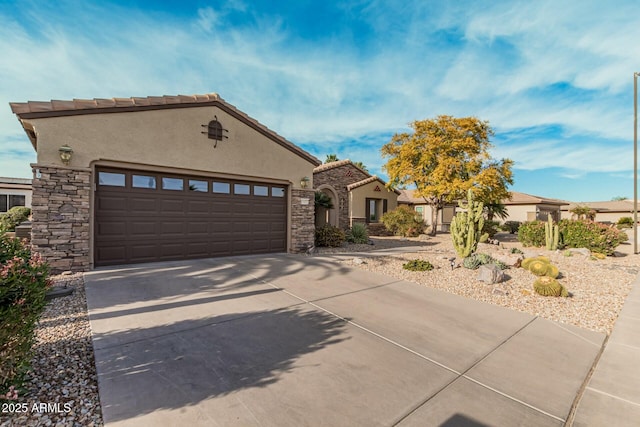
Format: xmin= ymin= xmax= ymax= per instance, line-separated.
xmin=94 ymin=167 xmax=287 ymax=266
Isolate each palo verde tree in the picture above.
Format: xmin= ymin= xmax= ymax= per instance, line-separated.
xmin=381 ymin=115 xmax=513 ymax=235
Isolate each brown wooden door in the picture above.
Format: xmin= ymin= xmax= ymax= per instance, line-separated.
xmin=94 ymin=168 xmax=287 ymax=266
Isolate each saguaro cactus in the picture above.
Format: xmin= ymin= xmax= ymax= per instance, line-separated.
xmin=545 ymin=216 xmax=559 ymax=251
xmin=450 ymin=189 xmax=485 ymax=258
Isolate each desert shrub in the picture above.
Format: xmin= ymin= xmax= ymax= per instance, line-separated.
xmin=501 ymin=221 xmax=521 ymax=234
xmin=558 ymin=219 xmax=628 ymax=255
xmin=0 ymin=207 xmax=31 ymax=232
xmin=314 ymin=224 xmax=346 ymax=247
xmin=1 ymin=232 xmax=50 ymax=399
xmin=402 ymin=259 xmax=434 ymax=271
xmin=346 ymin=223 xmax=369 ymax=244
xmin=617 ymin=217 xmax=633 ymax=229
xmin=510 ymin=247 xmax=523 ymax=254
xmin=462 ymin=253 xmax=508 ymax=270
xmin=517 ymin=221 xmax=546 ymax=247
xmin=482 ymin=220 xmax=500 ymax=238
xmin=381 ymin=206 xmax=424 ymax=237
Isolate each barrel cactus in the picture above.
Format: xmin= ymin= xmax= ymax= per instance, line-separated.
xmin=533 ymin=276 xmax=569 ymax=297
xmin=521 ymin=256 xmax=559 ymax=278
xmin=528 ymin=259 xmax=550 ymax=276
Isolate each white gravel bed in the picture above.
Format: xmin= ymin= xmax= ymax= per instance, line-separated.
xmin=334 ymin=234 xmax=639 ymax=334
xmin=1 ymin=274 xmax=103 ymax=427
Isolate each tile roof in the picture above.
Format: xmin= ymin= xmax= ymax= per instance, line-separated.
xmin=9 ymin=93 xmax=224 ymax=115
xmin=504 ymin=191 xmax=569 ymax=206
xmin=10 ymin=93 xmax=321 ymax=166
xmin=563 ymin=200 xmax=634 ymax=213
xmin=313 ymin=159 xmax=360 ymax=173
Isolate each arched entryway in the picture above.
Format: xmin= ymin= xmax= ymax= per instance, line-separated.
xmin=315 ymin=185 xmax=338 ymax=227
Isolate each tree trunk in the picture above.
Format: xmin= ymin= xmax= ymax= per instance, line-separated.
xmin=430 ymin=203 xmax=439 ymax=236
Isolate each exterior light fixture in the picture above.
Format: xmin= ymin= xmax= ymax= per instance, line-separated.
xmin=300 ymin=176 xmax=310 ymax=188
xmin=58 ymin=145 xmax=73 ymax=165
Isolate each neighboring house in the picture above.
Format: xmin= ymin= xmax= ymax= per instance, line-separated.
xmin=313 ymin=160 xmax=399 ymax=228
xmin=502 ymin=192 xmax=569 ymax=223
xmin=397 ymin=190 xmax=457 ymax=232
xmin=10 ymin=93 xmax=320 ymax=272
xmin=0 ymin=177 xmax=32 ymax=213
xmin=561 ymin=200 xmax=634 ymax=223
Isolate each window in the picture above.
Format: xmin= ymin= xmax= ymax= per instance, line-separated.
xmin=212 ymin=182 xmax=230 ymax=194
xmin=99 ymin=172 xmax=125 ymax=187
xmin=234 ymin=184 xmax=250 ymax=195
xmin=0 ymin=195 xmax=26 ymax=213
xmin=162 ymin=177 xmax=184 ymax=191
xmin=254 ymin=185 xmax=269 ymax=196
xmin=188 ymin=180 xmax=208 ymax=192
xmin=271 ymin=187 xmax=285 ymax=197
xmin=132 ymin=175 xmax=156 ymax=189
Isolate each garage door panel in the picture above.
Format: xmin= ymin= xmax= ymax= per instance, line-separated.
xmin=97 ymin=196 xmax=127 ymax=212
xmin=96 ymin=221 xmax=127 ymax=237
xmin=129 ymin=197 xmax=158 ymax=214
xmin=95 ymin=168 xmax=287 ymax=266
xmin=129 ymin=221 xmax=157 ymax=236
xmin=160 ymin=221 xmax=186 ymax=234
xmin=160 ymin=199 xmax=185 ymax=213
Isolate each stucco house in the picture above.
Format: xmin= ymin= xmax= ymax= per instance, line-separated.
xmin=0 ymin=177 xmax=32 ymax=213
xmin=10 ymin=93 xmax=320 ymax=272
xmin=397 ymin=190 xmax=457 ymax=232
xmin=561 ymin=200 xmax=634 ymax=223
xmin=313 ymin=160 xmax=399 ymax=229
xmin=503 ymin=192 xmax=569 ymax=223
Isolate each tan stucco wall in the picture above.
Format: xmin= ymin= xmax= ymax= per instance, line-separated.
xmin=504 ymin=205 xmax=536 ymax=223
xmin=349 ymin=182 xmax=398 ymax=220
xmin=25 ymin=106 xmax=315 ymax=188
xmin=409 ymin=203 xmax=455 ymax=231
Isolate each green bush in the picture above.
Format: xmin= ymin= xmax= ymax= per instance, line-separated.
xmin=482 ymin=220 xmax=500 ymax=238
xmin=1 ymin=232 xmax=50 ymax=399
xmin=381 ymin=206 xmax=424 ymax=237
xmin=617 ymin=217 xmax=633 ymax=229
xmin=501 ymin=221 xmax=521 ymax=234
xmin=346 ymin=223 xmax=369 ymax=244
xmin=314 ymin=225 xmax=346 ymax=247
xmin=517 ymin=221 xmax=546 ymax=247
xmin=559 ymin=219 xmax=628 ymax=255
xmin=402 ymin=259 xmax=434 ymax=271
xmin=0 ymin=207 xmax=31 ymax=232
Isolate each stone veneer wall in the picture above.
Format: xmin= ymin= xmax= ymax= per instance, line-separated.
xmin=30 ymin=166 xmax=91 ymax=273
xmin=290 ymin=188 xmax=316 ymax=252
xmin=313 ymin=164 xmax=369 ymax=229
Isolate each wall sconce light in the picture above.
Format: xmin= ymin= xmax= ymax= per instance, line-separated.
xmin=58 ymin=145 xmax=73 ymax=165
xmin=300 ymin=176 xmax=310 ymax=188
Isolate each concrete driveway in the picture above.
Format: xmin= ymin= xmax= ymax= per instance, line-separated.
xmin=85 ymin=254 xmax=605 ymax=426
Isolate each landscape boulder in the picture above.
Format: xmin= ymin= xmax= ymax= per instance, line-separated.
xmin=477 ymin=263 xmax=505 ymax=284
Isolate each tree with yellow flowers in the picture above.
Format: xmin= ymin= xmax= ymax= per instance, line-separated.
xmin=381 ymin=115 xmax=513 ymax=236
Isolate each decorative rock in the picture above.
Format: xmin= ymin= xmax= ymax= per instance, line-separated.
xmin=418 ymin=234 xmax=430 ymax=241
xmin=569 ymin=247 xmax=591 ymax=257
xmin=477 ymin=263 xmax=505 ymax=284
xmin=352 ymin=257 xmax=366 ymax=265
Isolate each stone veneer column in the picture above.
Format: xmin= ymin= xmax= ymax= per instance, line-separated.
xmin=290 ymin=188 xmax=316 ymax=252
xmin=30 ymin=166 xmax=91 ymax=273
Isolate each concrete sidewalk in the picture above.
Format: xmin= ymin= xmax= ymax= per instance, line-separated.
xmin=572 ymin=274 xmax=640 ymax=426
xmin=85 ymin=254 xmax=606 ymax=426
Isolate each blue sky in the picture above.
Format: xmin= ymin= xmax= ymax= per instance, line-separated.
xmin=1 ymin=0 xmax=639 ymax=202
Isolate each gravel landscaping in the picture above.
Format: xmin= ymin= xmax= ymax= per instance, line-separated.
xmin=3 ymin=231 xmax=637 ymax=426
xmin=322 ymin=232 xmax=639 ymax=334
xmin=1 ymin=274 xmax=103 ymax=427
